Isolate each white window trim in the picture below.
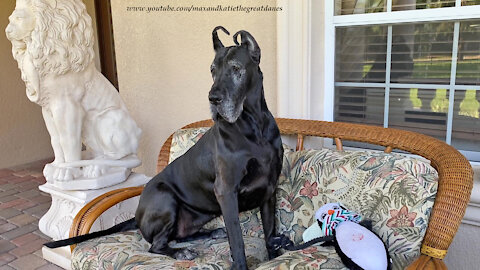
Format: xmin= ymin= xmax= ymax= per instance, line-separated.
xmin=333 ymin=6 xmax=480 ymax=26
xmin=323 ymin=1 xmax=480 ymax=158
xmin=276 ymin=0 xmax=480 ymax=225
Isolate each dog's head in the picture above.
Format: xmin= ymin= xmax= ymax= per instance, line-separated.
xmin=208 ymin=26 xmax=261 ymax=123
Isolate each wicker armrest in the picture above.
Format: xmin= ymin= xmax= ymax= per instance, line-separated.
xmin=69 ymin=186 xmax=144 ymax=251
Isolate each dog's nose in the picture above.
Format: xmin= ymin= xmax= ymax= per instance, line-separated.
xmin=208 ymin=93 xmax=222 ymax=105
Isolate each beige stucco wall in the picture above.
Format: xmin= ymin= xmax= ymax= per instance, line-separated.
xmin=0 ymin=0 xmax=52 ymax=169
xmin=0 ymin=0 xmax=99 ymax=169
xmin=111 ymin=0 xmax=278 ymax=176
xmin=83 ymin=0 xmax=101 ymax=71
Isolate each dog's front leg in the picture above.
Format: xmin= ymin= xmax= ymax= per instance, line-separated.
xmin=260 ymin=191 xmax=280 ymax=259
xmin=214 ymin=176 xmax=248 ymax=270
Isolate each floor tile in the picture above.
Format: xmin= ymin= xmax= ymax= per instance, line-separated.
xmin=0 ymin=208 xmax=22 ymax=219
xmin=11 ymin=232 xmax=40 ymax=246
xmin=0 ymin=253 xmax=15 ymax=267
xmin=0 ymin=240 xmax=16 ymax=253
xmin=33 ymin=230 xmax=51 ymax=240
xmin=0 ymin=189 xmax=19 ymax=199
xmin=12 ymin=171 xmax=35 ymax=177
xmin=8 ymin=214 xmax=38 ymax=227
xmin=15 ymin=182 xmax=39 ymax=191
xmin=29 ymin=195 xmax=50 ymax=204
xmin=9 ymin=238 xmax=47 ymax=257
xmin=0 ymin=195 xmax=19 ymax=203
xmin=13 ymin=200 xmax=37 ymax=211
xmin=0 ymin=199 xmax=29 ymax=210
xmin=25 ymin=203 xmax=51 ymax=219
xmin=9 ymin=254 xmax=47 ymax=270
xmin=0 ymin=223 xmax=18 ymax=234
xmin=0 ymin=169 xmax=14 ymax=178
xmin=35 ymin=264 xmax=64 ymax=270
xmin=8 ymin=176 xmax=35 ymax=184
xmin=1 ymin=224 xmax=37 ymax=240
xmin=1 ymin=159 xmax=60 ymax=269
xmin=15 ymin=189 xmax=40 ymax=199
xmin=0 ymin=183 xmax=17 ymax=191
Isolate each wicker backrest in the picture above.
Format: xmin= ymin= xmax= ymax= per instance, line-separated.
xmin=156 ymin=118 xmax=473 ymax=262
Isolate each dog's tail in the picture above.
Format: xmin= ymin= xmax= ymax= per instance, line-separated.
xmin=44 ymin=218 xmax=137 ymax=248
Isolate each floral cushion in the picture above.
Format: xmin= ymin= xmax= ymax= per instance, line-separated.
xmin=72 ymin=230 xmax=268 ymax=270
xmin=255 ymin=244 xmax=348 ymax=270
xmin=169 ymin=127 xmax=210 ymax=163
xmin=275 ymin=149 xmax=438 ymax=270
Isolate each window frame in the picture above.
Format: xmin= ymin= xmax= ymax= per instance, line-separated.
xmin=323 ymin=0 xmax=480 ymax=161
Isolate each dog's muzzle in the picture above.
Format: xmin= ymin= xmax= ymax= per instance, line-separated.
xmin=208 ymin=91 xmax=245 ymax=123
xmin=208 ymin=92 xmax=222 ymax=105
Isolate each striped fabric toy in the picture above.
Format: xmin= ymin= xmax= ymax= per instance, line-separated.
xmin=319 ymin=208 xmax=362 ymax=236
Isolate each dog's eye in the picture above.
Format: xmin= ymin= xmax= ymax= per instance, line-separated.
xmin=210 ymin=67 xmax=215 ymax=73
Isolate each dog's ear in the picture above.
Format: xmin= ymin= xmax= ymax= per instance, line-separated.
xmin=213 ymin=26 xmax=230 ymax=52
xmin=233 ymin=30 xmax=261 ymax=64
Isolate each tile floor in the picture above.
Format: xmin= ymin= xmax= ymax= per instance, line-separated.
xmin=0 ymin=159 xmax=63 ymax=270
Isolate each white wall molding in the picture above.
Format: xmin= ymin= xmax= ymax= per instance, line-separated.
xmin=333 ymin=6 xmax=480 ymax=26
xmin=277 ymin=0 xmax=312 ymax=119
xmin=321 ymin=0 xmax=334 ymax=121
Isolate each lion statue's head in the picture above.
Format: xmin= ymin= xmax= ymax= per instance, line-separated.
xmin=5 ymin=0 xmax=95 ymax=78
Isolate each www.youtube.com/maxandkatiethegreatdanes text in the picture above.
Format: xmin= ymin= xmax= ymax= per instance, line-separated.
xmin=126 ymin=4 xmax=283 ymax=13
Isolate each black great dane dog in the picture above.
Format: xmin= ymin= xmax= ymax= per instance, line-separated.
xmin=45 ymin=26 xmax=283 ymax=270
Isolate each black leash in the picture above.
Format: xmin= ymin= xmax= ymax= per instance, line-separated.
xmin=269 ymin=234 xmax=335 ymax=252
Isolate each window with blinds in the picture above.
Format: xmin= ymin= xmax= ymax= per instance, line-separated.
xmin=333 ymin=0 xmax=480 ymax=161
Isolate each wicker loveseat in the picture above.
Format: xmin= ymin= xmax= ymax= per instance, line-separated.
xmin=69 ymin=119 xmax=473 ymax=269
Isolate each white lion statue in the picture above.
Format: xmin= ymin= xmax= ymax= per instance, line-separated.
xmin=5 ymin=0 xmax=142 ymax=190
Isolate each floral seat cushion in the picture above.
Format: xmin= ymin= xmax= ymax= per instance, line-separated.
xmin=275 ymin=148 xmax=438 ymax=269
xmin=72 ymin=230 xmax=268 ymax=270
xmin=256 ymin=244 xmax=348 ymax=270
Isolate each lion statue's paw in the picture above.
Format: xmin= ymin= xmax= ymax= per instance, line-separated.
xmin=51 ymin=167 xmax=82 ymax=182
xmin=82 ymin=164 xmax=107 ymax=178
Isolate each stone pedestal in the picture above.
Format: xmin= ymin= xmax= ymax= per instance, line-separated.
xmin=39 ymin=173 xmax=150 ymax=268
xmin=42 ymin=246 xmax=72 ymax=270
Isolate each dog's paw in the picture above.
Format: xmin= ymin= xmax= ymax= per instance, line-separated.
xmin=210 ymin=228 xmax=227 ymax=239
xmin=230 ymin=262 xmax=249 ymax=270
xmin=268 ymin=234 xmax=294 ymax=251
xmin=174 ymin=248 xmax=198 ymax=260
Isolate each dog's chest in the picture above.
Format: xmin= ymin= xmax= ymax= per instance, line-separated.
xmin=237 ymin=144 xmax=279 ymax=210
